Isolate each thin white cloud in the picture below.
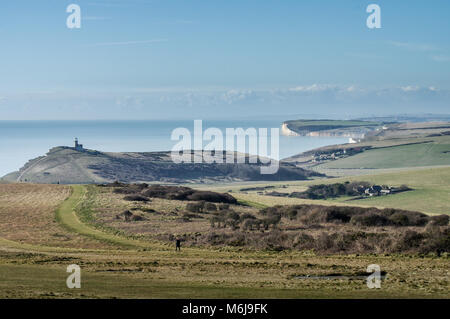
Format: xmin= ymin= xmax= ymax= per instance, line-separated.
xmin=288 ymin=84 xmax=337 ymax=92
xmin=431 ymin=55 xmax=450 ymax=62
xmin=90 ymin=39 xmax=168 ymax=46
xmin=389 ymin=41 xmax=437 ymax=52
xmin=1 ymin=85 xmax=449 ymax=120
xmin=84 ymin=16 xmax=112 ymax=21
xmin=390 ymin=41 xmax=450 ymax=63
xmin=401 ymin=86 xmax=419 ymax=92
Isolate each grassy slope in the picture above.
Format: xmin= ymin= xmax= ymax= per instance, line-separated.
xmin=286 ymin=119 xmax=380 ymax=128
xmin=335 ymin=166 xmax=450 ymax=214
xmin=0 ymin=183 xmax=448 ymax=298
xmin=209 ymin=166 xmax=450 ymax=215
xmin=1 ymin=262 xmax=445 ymax=299
xmin=318 ymin=138 xmax=450 ymax=169
xmin=55 ymin=185 xmax=168 ymax=250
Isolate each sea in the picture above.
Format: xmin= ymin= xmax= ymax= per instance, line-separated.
xmin=0 ymin=120 xmax=347 ymax=177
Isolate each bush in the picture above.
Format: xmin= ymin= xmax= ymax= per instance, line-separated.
xmin=395 ymin=231 xmax=424 ymax=252
xmin=204 ymin=202 xmax=217 ymax=211
xmin=315 ymin=232 xmax=335 ymax=251
xmin=239 ymin=213 xmax=256 ymax=221
xmin=123 ymin=195 xmax=150 ymax=202
xmin=218 ymin=204 xmax=230 ymax=210
xmin=226 ymin=210 xmax=240 ymax=221
xmin=293 ymin=233 xmax=314 ymax=248
xmin=182 ymin=212 xmax=202 ymax=219
xmin=241 ymin=219 xmax=261 ymax=231
xmin=351 ymin=213 xmax=390 ymax=226
xmin=388 ymin=212 xmax=410 ymax=226
xmin=187 ymin=191 xmax=237 ymax=204
xmin=430 ymin=215 xmax=449 ymax=226
xmin=116 ymin=210 xmax=145 ymax=222
xmin=186 ymin=202 xmax=204 ymax=213
xmin=420 ymin=225 xmax=450 ymax=255
xmin=287 ymin=207 xmax=298 ymax=220
xmin=113 ymin=183 xmax=148 ymax=194
xmin=261 ymin=214 xmax=281 ymax=230
xmin=139 ymin=185 xmax=238 ymax=204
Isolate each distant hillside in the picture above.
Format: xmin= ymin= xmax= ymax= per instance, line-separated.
xmin=1 ymin=147 xmax=323 ymax=184
xmin=281 ymin=119 xmax=383 ymax=138
xmin=284 ymin=121 xmax=450 ymax=176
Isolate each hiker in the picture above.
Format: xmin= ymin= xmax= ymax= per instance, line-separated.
xmin=175 ymin=239 xmax=181 ymax=251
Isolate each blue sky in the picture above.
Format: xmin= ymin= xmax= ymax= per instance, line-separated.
xmin=0 ymin=0 xmax=449 ymax=119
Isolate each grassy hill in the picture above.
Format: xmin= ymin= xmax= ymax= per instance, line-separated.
xmin=317 ymin=136 xmax=450 ymax=170
xmin=0 ymin=146 xmax=322 ymax=184
xmin=284 ymin=121 xmax=450 ymax=177
xmin=283 ymin=119 xmax=381 ymax=136
xmin=207 ymin=166 xmax=450 ymax=215
xmin=0 ymin=180 xmax=448 ymax=298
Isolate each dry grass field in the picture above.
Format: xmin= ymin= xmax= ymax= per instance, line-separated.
xmin=1 ymin=248 xmax=448 ymax=299
xmin=0 ymin=182 xmax=448 ymax=298
xmin=91 ymin=185 xmax=257 ymax=241
xmin=0 ymin=184 xmax=113 ymax=249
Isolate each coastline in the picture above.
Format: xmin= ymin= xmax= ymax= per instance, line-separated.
xmin=0 ymin=120 xmax=348 ymax=177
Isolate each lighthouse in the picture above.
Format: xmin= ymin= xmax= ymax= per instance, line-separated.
xmin=74 ymin=138 xmax=84 ymax=151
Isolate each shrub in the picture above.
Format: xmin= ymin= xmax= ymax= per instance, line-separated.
xmin=351 ymin=213 xmax=390 ymax=226
xmin=395 ymin=231 xmax=424 ymax=252
xmin=116 ymin=210 xmax=145 ymax=222
xmin=123 ymin=195 xmax=150 ymax=202
xmin=204 ymin=202 xmax=217 ymax=211
xmin=293 ymin=233 xmax=314 ymax=248
xmin=430 ymin=215 xmax=449 ymax=226
xmin=241 ymin=219 xmax=261 ymax=231
xmin=210 ymin=214 xmax=228 ymax=228
xmin=400 ymin=211 xmax=429 ymax=226
xmin=187 ymin=191 xmax=237 ymax=204
xmin=182 ymin=212 xmax=202 ymax=219
xmin=218 ymin=204 xmax=230 ymax=210
xmin=287 ymin=208 xmax=298 ymax=220
xmin=226 ymin=210 xmax=240 ymax=221
xmin=315 ymin=232 xmax=335 ymax=251
xmin=261 ymin=214 xmax=281 ymax=230
xmin=113 ymin=183 xmax=148 ymax=194
xmin=239 ymin=213 xmax=256 ymax=221
xmin=186 ymin=202 xmax=204 ymax=213
xmin=141 ymin=185 xmax=194 ymax=199
xmin=420 ymin=225 xmax=450 ymax=255
xmin=388 ymin=212 xmax=410 ymax=226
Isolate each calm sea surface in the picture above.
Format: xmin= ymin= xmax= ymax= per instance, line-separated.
xmin=0 ymin=120 xmax=347 ymax=177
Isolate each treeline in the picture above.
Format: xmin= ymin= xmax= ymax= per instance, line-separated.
xmin=261 ymin=204 xmax=447 ymax=227
xmin=267 ymin=182 xmax=410 ymax=200
xmin=191 ymin=225 xmax=449 ymax=255
xmin=183 ymin=204 xmax=449 ymax=255
xmin=291 ymin=182 xmax=370 ymax=199
xmin=103 ymin=182 xmax=237 ymax=204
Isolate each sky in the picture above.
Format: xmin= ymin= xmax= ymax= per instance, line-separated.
xmin=0 ymin=0 xmax=449 ymax=120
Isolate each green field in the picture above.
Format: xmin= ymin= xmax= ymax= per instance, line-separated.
xmin=0 ymin=166 xmax=449 ymax=298
xmin=285 ymin=119 xmax=380 ymax=127
xmin=284 ymin=119 xmax=381 ymax=133
xmin=318 ymin=140 xmax=450 ymax=170
xmin=208 ymin=166 xmax=450 ymax=215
